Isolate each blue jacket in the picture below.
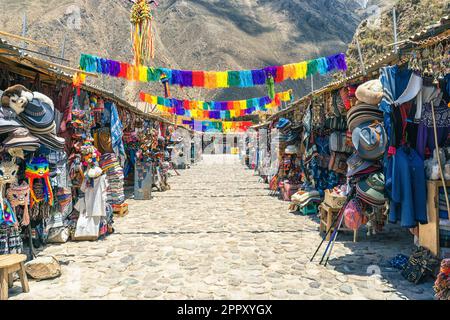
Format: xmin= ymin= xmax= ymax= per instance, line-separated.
xmin=389 ymin=147 xmax=427 ymax=228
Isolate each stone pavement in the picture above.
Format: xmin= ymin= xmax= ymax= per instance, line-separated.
xmin=10 ymin=155 xmax=435 ymax=300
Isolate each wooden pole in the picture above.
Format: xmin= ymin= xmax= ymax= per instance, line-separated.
xmin=0 ymin=30 xmax=57 ymax=49
xmin=431 ymin=100 xmax=450 ymax=216
xmin=356 ymin=35 xmax=367 ymax=75
xmin=393 ymin=7 xmax=398 ymax=54
xmin=21 ymin=13 xmax=27 ymax=49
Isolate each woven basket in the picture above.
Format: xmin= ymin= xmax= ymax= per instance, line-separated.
xmin=324 ymin=189 xmax=346 ymax=209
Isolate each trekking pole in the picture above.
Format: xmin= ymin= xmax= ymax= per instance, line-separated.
xmin=323 ymin=210 xmax=346 ymax=266
xmin=310 ymin=206 xmax=342 ymax=262
xmin=319 ymin=214 xmax=342 ymax=265
xmin=311 ymin=187 xmax=355 ymax=263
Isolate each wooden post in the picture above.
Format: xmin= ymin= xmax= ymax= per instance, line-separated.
xmin=60 ymin=35 xmax=66 ymax=62
xmin=356 ymin=36 xmax=367 ymax=75
xmin=21 ymin=13 xmax=27 ymax=49
xmin=393 ymin=6 xmax=398 ymax=53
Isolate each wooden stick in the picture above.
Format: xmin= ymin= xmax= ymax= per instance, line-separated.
xmin=0 ymin=30 xmax=57 ymax=49
xmin=44 ymin=61 xmax=99 ymax=78
xmin=431 ymin=100 xmax=450 ymax=216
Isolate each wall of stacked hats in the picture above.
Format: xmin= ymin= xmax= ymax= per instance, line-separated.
xmin=0 ymin=78 xmax=180 ymax=256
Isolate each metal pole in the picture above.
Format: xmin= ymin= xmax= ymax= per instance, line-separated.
xmin=60 ymin=35 xmax=66 ymax=62
xmin=310 ymin=74 xmax=314 ymax=93
xmin=21 ymin=13 xmax=27 ymax=49
xmin=356 ymin=36 xmax=367 ymax=75
xmin=393 ymin=6 xmax=398 ymax=54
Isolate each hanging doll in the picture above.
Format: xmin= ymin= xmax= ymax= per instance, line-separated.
xmin=0 ymin=159 xmax=18 ymax=209
xmin=0 ymin=159 xmax=19 ymax=228
xmin=6 ymin=182 xmax=30 ymax=227
xmin=25 ymin=157 xmax=53 ymax=208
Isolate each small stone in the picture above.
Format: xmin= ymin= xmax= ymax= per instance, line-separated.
xmin=304 ymin=288 xmax=321 ymax=296
xmin=309 ymin=281 xmax=321 ymax=289
xmin=287 ymin=289 xmax=300 ymax=295
xmin=120 ymin=278 xmax=139 ymax=286
xmin=144 ymin=290 xmax=161 ymax=299
xmin=339 ymin=285 xmax=353 ymax=295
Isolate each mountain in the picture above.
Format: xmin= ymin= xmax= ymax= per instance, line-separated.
xmin=0 ymin=0 xmax=396 ymax=104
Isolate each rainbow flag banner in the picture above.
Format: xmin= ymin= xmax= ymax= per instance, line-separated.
xmin=182 ymin=120 xmax=253 ymax=133
xmin=140 ymin=90 xmax=292 ymax=120
xmin=79 ymin=53 xmax=347 ymax=88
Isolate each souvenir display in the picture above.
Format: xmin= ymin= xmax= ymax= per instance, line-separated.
xmin=0 ymin=77 xmax=184 ymax=257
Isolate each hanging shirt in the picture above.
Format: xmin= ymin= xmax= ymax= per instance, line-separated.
xmin=78 ymin=175 xmax=108 ymax=217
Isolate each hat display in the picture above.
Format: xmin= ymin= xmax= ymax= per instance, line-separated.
xmin=356 ymin=172 xmax=386 ymax=206
xmin=0 ymin=117 xmax=22 ymax=135
xmin=346 ymin=102 xmax=383 ymax=132
xmin=352 ymin=121 xmax=387 ymax=160
xmin=346 ymin=153 xmax=374 ymax=177
xmin=3 ymin=127 xmax=40 ymax=152
xmin=355 ymin=80 xmax=383 ymax=105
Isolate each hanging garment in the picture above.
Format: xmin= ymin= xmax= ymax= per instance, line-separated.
xmin=389 ymin=147 xmax=427 ymax=228
xmin=78 ymin=175 xmax=108 ymax=217
xmin=109 ymin=102 xmax=126 ymax=166
xmin=416 ymin=99 xmax=449 ymax=159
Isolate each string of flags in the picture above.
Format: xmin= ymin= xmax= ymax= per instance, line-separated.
xmin=182 ymin=120 xmax=253 ymax=133
xmin=139 ymin=90 xmax=292 ymax=120
xmin=79 ymin=53 xmax=347 ymax=89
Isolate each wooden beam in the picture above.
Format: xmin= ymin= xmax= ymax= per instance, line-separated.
xmin=0 ymin=31 xmax=57 ymax=49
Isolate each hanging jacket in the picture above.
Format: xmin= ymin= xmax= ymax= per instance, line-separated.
xmin=389 ymin=147 xmax=427 ymax=228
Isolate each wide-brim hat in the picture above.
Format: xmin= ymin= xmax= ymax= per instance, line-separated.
xmin=356 ymin=172 xmax=386 ymax=205
xmin=346 ymin=153 xmax=373 ymax=177
xmin=25 ymin=122 xmax=56 ymax=135
xmin=36 ymin=133 xmax=65 ymax=151
xmin=3 ymin=127 xmax=40 ymax=147
xmin=347 ymin=102 xmax=383 ymax=132
xmin=19 ymin=97 xmax=55 ymax=129
xmin=0 ymin=117 xmax=22 ymax=134
xmin=352 ymin=121 xmax=387 ymax=160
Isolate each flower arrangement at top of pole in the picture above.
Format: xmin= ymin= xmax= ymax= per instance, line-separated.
xmin=130 ymin=0 xmax=159 ymax=66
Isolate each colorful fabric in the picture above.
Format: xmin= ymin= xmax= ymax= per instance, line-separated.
xmin=109 ymin=102 xmax=126 ymax=165
xmin=79 ymin=53 xmax=347 ymax=88
xmin=140 ymin=90 xmax=292 ymax=120
xmin=182 ymin=120 xmax=253 ymax=133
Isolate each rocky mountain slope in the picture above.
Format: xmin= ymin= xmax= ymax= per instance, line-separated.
xmin=0 ymin=0 xmax=399 ymax=103
xmin=344 ymin=0 xmax=449 ymax=76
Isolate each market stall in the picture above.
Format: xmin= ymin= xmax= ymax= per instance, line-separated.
xmin=0 ymin=35 xmax=178 ymax=258
xmin=250 ymin=17 xmax=450 ymax=290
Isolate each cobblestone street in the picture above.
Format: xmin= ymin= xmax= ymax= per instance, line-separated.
xmin=10 ymin=155 xmax=435 ymax=300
